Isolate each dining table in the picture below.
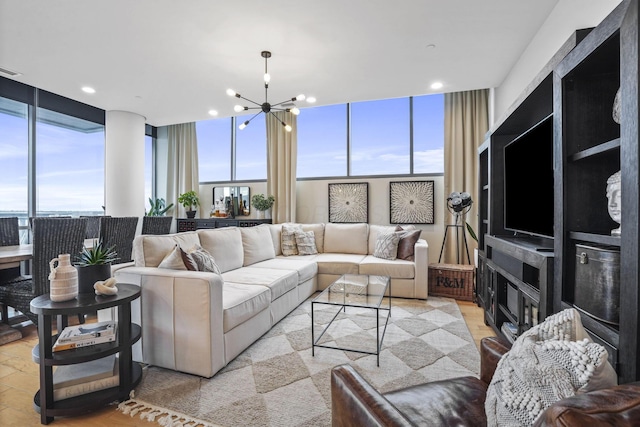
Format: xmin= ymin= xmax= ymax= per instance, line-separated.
xmin=0 ymin=244 xmax=33 ymax=270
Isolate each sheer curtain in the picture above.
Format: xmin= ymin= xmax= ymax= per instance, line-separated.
xmin=266 ymin=111 xmax=297 ymax=223
xmin=166 ymin=122 xmax=200 ymax=218
xmin=443 ymin=89 xmax=489 ymax=264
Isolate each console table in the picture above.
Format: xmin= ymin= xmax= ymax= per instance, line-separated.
xmin=30 ymin=284 xmax=142 ymax=424
xmin=176 ymin=218 xmax=271 ymax=232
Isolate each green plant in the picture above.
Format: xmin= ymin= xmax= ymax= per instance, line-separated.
xmin=177 ymin=191 xmax=200 ymax=211
xmin=251 ymin=194 xmax=275 ymax=211
xmin=76 ymin=240 xmax=119 ymax=266
xmin=146 ymin=197 xmax=174 ymax=216
xmin=466 ymin=221 xmax=478 ymax=242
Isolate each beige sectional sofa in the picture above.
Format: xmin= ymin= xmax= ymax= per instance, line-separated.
xmin=106 ymin=222 xmax=428 ymax=378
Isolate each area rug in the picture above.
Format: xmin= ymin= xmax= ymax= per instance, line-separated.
xmin=118 ymin=295 xmax=481 ymax=427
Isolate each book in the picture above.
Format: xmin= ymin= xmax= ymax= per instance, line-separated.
xmin=53 ymin=354 xmax=117 ymax=388
xmin=56 ymin=320 xmax=116 ymax=344
xmin=53 ymin=331 xmax=117 ymax=352
xmin=53 ymin=360 xmax=120 ymax=401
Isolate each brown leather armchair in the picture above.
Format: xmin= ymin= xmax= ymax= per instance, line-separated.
xmin=331 ymin=336 xmax=640 ymax=426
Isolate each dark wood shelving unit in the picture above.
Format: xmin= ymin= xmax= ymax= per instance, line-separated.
xmin=176 ymin=218 xmax=272 ymax=232
xmin=29 ymin=284 xmax=142 ymax=424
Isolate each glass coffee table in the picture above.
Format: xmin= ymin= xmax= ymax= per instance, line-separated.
xmin=311 ymin=274 xmax=391 ymax=366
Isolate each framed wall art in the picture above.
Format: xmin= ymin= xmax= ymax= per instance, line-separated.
xmin=328 ymin=182 xmax=369 ymax=223
xmin=390 ymin=180 xmax=434 ymax=224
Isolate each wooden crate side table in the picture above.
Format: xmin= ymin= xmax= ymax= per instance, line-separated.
xmin=30 ymin=283 xmax=142 ymax=424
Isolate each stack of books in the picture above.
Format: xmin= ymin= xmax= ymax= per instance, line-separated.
xmin=501 ymin=321 xmax=518 ymax=344
xmin=53 ymin=320 xmax=117 ymax=352
xmin=52 ymin=354 xmax=119 ymax=401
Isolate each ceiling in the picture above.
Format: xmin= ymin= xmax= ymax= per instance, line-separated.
xmin=0 ymin=0 xmax=559 ymax=127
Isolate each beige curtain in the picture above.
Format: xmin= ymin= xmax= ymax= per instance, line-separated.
xmin=266 ymin=111 xmax=297 ymax=223
xmin=166 ymin=122 xmax=200 ymax=218
xmin=443 ymin=89 xmax=489 ymax=264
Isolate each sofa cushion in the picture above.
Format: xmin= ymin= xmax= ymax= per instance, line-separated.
xmin=222 ymin=282 xmax=270 ymax=333
xmin=158 ymin=244 xmax=187 ymax=270
xmin=268 ymin=224 xmax=283 ymax=256
xmin=314 ymin=253 xmax=366 ymax=275
xmin=295 ymin=230 xmax=318 ymax=255
xmin=133 ymin=231 xmax=200 ymax=267
xmin=221 ymin=267 xmax=298 ymax=301
xmin=282 ymin=224 xmax=303 ymax=256
xmin=251 ymin=258 xmax=318 ymax=283
xmin=368 ymin=224 xmax=398 ymax=255
xmin=240 ymin=224 xmax=276 ymax=266
xmin=324 ymin=223 xmax=369 ymax=254
xmin=485 ymin=308 xmax=618 ymax=427
xmin=359 ymin=255 xmax=415 ymax=278
xmin=197 ymin=227 xmax=244 ymax=273
xmin=373 ymin=232 xmax=401 ymax=260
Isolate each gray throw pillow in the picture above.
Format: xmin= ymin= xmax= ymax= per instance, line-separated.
xmin=373 ymin=232 xmax=401 ymax=260
xmin=186 ymin=245 xmax=221 ymax=274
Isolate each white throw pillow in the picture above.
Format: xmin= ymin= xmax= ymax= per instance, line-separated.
xmin=281 ymin=224 xmax=303 ymax=256
xmin=241 ymin=225 xmax=276 ymax=266
xmin=485 ymin=308 xmax=618 ymax=427
xmin=373 ymin=232 xmax=400 ymax=260
xmin=158 ymin=245 xmax=187 ymax=270
xmin=295 ymin=231 xmax=318 ymax=255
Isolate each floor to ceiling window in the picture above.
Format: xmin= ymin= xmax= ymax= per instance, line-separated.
xmin=197 ymin=118 xmax=232 ymax=181
xmin=235 ymin=113 xmax=266 ymax=181
xmin=413 ymin=93 xmax=444 ymax=174
xmin=297 ymin=104 xmax=348 ymax=178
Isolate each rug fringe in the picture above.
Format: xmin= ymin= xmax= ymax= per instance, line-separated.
xmin=117 ymin=398 xmax=219 ymax=427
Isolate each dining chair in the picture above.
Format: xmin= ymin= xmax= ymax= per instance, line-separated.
xmin=99 ymin=216 xmax=139 ymax=264
xmin=141 ymin=216 xmax=173 ymax=235
xmin=80 ymin=215 xmax=108 ymax=239
xmin=0 ymin=217 xmax=22 ymax=323
xmin=0 ymin=217 xmax=87 ymax=327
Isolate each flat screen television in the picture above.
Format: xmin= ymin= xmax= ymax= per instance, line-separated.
xmin=503 ymin=115 xmax=554 ymax=239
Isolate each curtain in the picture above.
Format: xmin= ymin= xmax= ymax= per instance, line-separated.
xmin=266 ymin=111 xmax=297 ymax=223
xmin=443 ymin=89 xmax=489 ymax=265
xmin=166 ymin=122 xmax=200 ymax=218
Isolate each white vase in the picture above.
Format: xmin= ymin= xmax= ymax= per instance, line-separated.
xmin=49 ymin=254 xmax=78 ymax=302
xmin=265 ymin=208 xmax=271 ymax=220
xmin=256 ymin=210 xmax=263 ymax=219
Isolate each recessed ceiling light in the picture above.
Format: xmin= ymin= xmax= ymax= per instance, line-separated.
xmin=306 ymin=96 xmax=316 ymax=104
xmin=430 ymin=82 xmax=443 ymax=90
xmin=82 ymin=86 xmax=96 ymax=94
xmin=426 ymin=44 xmax=436 ymax=49
xmin=208 ymin=110 xmax=218 ymax=116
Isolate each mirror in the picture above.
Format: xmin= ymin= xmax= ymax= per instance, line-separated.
xmin=213 ymin=186 xmax=250 ymax=216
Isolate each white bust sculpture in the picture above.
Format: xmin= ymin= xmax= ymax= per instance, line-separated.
xmin=606 ymin=170 xmax=621 ymax=235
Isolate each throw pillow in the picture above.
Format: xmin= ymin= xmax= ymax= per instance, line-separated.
xmin=485 ymin=308 xmax=618 ymax=427
xmin=295 ymin=230 xmax=318 ymax=255
xmin=394 ymin=226 xmax=422 ymax=261
xmin=186 ymin=245 xmax=222 ymax=274
xmin=281 ymin=224 xmax=303 ymax=256
xmin=180 ymin=248 xmax=198 ymax=271
xmin=373 ymin=232 xmax=401 ymax=260
xmin=158 ymin=245 xmax=187 ymax=270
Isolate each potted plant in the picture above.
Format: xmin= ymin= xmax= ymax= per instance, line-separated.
xmin=146 ymin=197 xmax=174 ymax=216
xmin=75 ymin=240 xmax=118 ymax=294
xmin=178 ymin=191 xmax=200 ymax=218
xmin=251 ymin=194 xmax=275 ymax=219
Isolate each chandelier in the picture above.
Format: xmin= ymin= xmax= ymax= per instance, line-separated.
xmin=226 ymin=51 xmax=305 ymax=132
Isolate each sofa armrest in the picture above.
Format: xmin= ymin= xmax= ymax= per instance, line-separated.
xmin=113 ymin=266 xmax=226 ymax=378
xmin=480 ymin=335 xmax=511 ymax=385
xmin=331 ymin=364 xmax=413 ymax=427
xmin=414 ymin=239 xmax=429 ymax=299
xmin=534 ymin=382 xmax=640 ymax=426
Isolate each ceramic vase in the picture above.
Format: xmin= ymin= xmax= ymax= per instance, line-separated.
xmin=77 ymin=264 xmax=112 ymax=294
xmin=256 ymin=210 xmax=264 ymax=219
xmin=48 ymin=254 xmax=78 ymax=302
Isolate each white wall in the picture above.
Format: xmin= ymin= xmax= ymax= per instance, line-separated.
xmin=200 ymin=176 xmax=456 ymax=264
xmin=493 ymin=0 xmax=622 ymax=123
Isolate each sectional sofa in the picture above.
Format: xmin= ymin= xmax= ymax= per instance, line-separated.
xmin=106 ymin=222 xmax=428 ymax=378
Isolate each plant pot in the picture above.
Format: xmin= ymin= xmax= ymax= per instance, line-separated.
xmin=186 ymin=210 xmax=196 ymax=218
xmin=256 ymin=210 xmax=263 ymax=219
xmin=76 ymin=264 xmax=112 ymax=294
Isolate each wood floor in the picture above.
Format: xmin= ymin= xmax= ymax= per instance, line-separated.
xmin=0 ymin=300 xmax=495 ymax=427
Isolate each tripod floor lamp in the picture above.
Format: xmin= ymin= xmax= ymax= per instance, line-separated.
xmin=438 ymin=192 xmax=473 ymax=264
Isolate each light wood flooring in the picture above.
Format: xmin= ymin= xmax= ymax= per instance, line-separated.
xmin=0 ymin=300 xmax=495 ymax=427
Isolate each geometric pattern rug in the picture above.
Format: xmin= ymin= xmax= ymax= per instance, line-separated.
xmin=118 ymin=295 xmax=480 ymax=427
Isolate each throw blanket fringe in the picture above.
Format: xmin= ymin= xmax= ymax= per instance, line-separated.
xmin=118 ymin=398 xmax=219 ymax=427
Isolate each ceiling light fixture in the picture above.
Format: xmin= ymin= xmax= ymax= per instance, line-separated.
xmin=227 ymin=51 xmax=304 ymax=132
xmin=430 ymin=82 xmax=443 ymax=90
xmin=82 ymin=86 xmax=96 ymax=94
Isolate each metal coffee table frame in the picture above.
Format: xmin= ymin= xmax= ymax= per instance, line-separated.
xmin=311 ymin=274 xmax=391 ymax=366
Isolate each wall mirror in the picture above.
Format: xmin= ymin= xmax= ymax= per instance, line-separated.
xmin=213 ymin=186 xmax=250 ymax=216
